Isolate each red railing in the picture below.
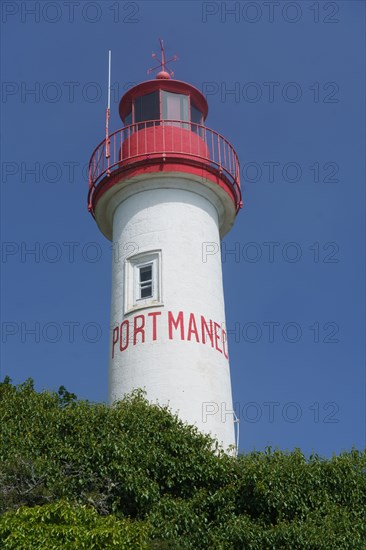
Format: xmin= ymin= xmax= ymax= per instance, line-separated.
xmin=88 ymin=120 xmax=241 ymax=213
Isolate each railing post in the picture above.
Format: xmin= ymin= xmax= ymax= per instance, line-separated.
xmin=217 ymin=134 xmax=221 ymax=170
xmin=204 ymin=127 xmax=208 ymax=160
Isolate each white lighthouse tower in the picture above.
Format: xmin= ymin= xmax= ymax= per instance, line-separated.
xmin=88 ymin=43 xmax=242 ymax=450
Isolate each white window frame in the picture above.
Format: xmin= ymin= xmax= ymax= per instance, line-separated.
xmin=125 ymin=250 xmax=162 ymax=314
xmin=135 ymin=260 xmax=154 ymax=302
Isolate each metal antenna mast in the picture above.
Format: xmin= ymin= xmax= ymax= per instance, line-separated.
xmin=106 ymin=50 xmax=111 ymax=175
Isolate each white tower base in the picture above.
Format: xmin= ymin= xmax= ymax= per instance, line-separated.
xmin=95 ymin=172 xmax=237 ymax=451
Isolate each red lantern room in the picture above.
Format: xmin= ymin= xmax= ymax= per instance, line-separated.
xmin=88 ymin=42 xmax=242 ymax=238
xmin=118 ymin=77 xmax=211 ymax=167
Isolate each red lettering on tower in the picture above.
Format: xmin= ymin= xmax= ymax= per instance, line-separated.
xmin=213 ymin=322 xmax=222 ymax=354
xmin=148 ymin=311 xmax=162 ymax=340
xmin=201 ymin=316 xmax=214 ymax=347
xmin=111 ymin=311 xmax=229 ymax=360
xmin=112 ymin=326 xmax=119 ymax=358
xmin=187 ymin=313 xmax=200 ymax=342
xmin=168 ymin=310 xmax=184 ymax=340
xmin=120 ymin=320 xmax=129 ymax=352
xmin=222 ymin=329 xmax=229 ymax=360
xmin=133 ymin=315 xmax=145 ymax=345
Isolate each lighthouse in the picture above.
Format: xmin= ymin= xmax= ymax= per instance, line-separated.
xmin=88 ymin=43 xmax=242 ymax=450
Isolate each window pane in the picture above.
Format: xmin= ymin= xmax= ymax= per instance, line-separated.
xmin=140 ymin=284 xmax=152 ymax=298
xmin=125 ymin=110 xmax=132 ymax=125
xmin=138 ymin=264 xmax=153 ymax=299
xmin=134 ymin=92 xmax=159 ymax=123
xmin=181 ymin=95 xmax=188 ymax=121
xmin=191 ymin=103 xmax=204 ymax=136
xmin=162 ymin=91 xmax=189 ymax=122
xmin=191 ymin=103 xmax=202 ymax=124
xmin=140 ymin=265 xmax=152 ymax=282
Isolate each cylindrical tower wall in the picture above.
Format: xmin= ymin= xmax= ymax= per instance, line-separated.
xmin=108 ymin=175 xmax=235 ymax=449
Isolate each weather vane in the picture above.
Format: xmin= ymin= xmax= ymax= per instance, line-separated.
xmin=147 ymin=39 xmax=178 ymax=79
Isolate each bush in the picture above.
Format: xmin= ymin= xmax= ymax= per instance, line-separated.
xmin=0 ymin=500 xmax=148 ymax=549
xmin=1 ymin=378 xmax=365 ymax=549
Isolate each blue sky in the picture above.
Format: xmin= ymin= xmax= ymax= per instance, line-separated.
xmin=1 ymin=1 xmax=365 ymax=456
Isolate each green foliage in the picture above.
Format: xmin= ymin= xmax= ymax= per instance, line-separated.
xmin=0 ymin=379 xmax=229 ymax=518
xmin=1 ymin=378 xmax=365 ymax=549
xmin=0 ymin=500 xmax=148 ymax=549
